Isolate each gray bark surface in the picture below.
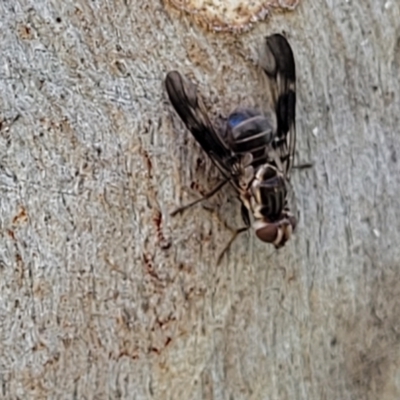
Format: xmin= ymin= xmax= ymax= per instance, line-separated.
xmin=1 ymin=0 xmax=400 ymax=399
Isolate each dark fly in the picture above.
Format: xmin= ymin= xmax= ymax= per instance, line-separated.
xmin=165 ymin=34 xmax=298 ymax=263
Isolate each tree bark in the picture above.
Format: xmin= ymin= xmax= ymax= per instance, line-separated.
xmin=1 ymin=0 xmax=400 ymax=399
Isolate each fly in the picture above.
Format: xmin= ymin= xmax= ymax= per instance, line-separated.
xmin=165 ymin=34 xmax=298 ymax=263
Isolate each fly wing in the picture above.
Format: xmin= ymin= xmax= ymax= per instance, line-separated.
xmin=165 ymin=71 xmax=234 ymax=178
xmin=260 ymin=34 xmax=296 ymax=178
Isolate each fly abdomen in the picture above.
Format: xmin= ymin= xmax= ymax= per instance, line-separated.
xmin=251 ymin=164 xmax=287 ymax=220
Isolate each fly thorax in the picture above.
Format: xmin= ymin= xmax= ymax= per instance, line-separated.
xmin=249 ymin=164 xmax=287 ymax=220
xmin=225 ymin=108 xmax=277 ymax=168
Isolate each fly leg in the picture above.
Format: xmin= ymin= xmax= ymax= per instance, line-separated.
xmin=216 ymin=203 xmax=250 ymax=265
xmin=293 ymin=162 xmax=313 ymax=169
xmin=171 ymin=178 xmax=229 ymax=216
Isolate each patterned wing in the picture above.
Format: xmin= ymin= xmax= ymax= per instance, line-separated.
xmin=165 ymin=71 xmax=235 ymax=178
xmin=260 ymin=34 xmax=296 ymax=178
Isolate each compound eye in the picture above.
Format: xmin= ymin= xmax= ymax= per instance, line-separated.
xmin=254 ymin=217 xmax=297 ymax=246
xmin=255 ymin=223 xmax=278 ymax=243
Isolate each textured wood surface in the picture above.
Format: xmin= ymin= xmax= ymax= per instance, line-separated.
xmin=1 ymin=0 xmax=399 ymax=399
xmin=164 ymin=0 xmax=300 ymax=32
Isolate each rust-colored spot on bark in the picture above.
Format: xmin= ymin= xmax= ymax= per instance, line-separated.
xmin=153 ymin=210 xmax=171 ymax=250
xmin=12 ymin=206 xmax=28 ymax=225
xmin=142 ymin=252 xmax=160 ymax=280
xmin=18 ymin=24 xmax=33 ymax=40
xmin=141 ymin=148 xmax=153 ymax=179
xmin=7 ymin=229 xmax=16 ymax=240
